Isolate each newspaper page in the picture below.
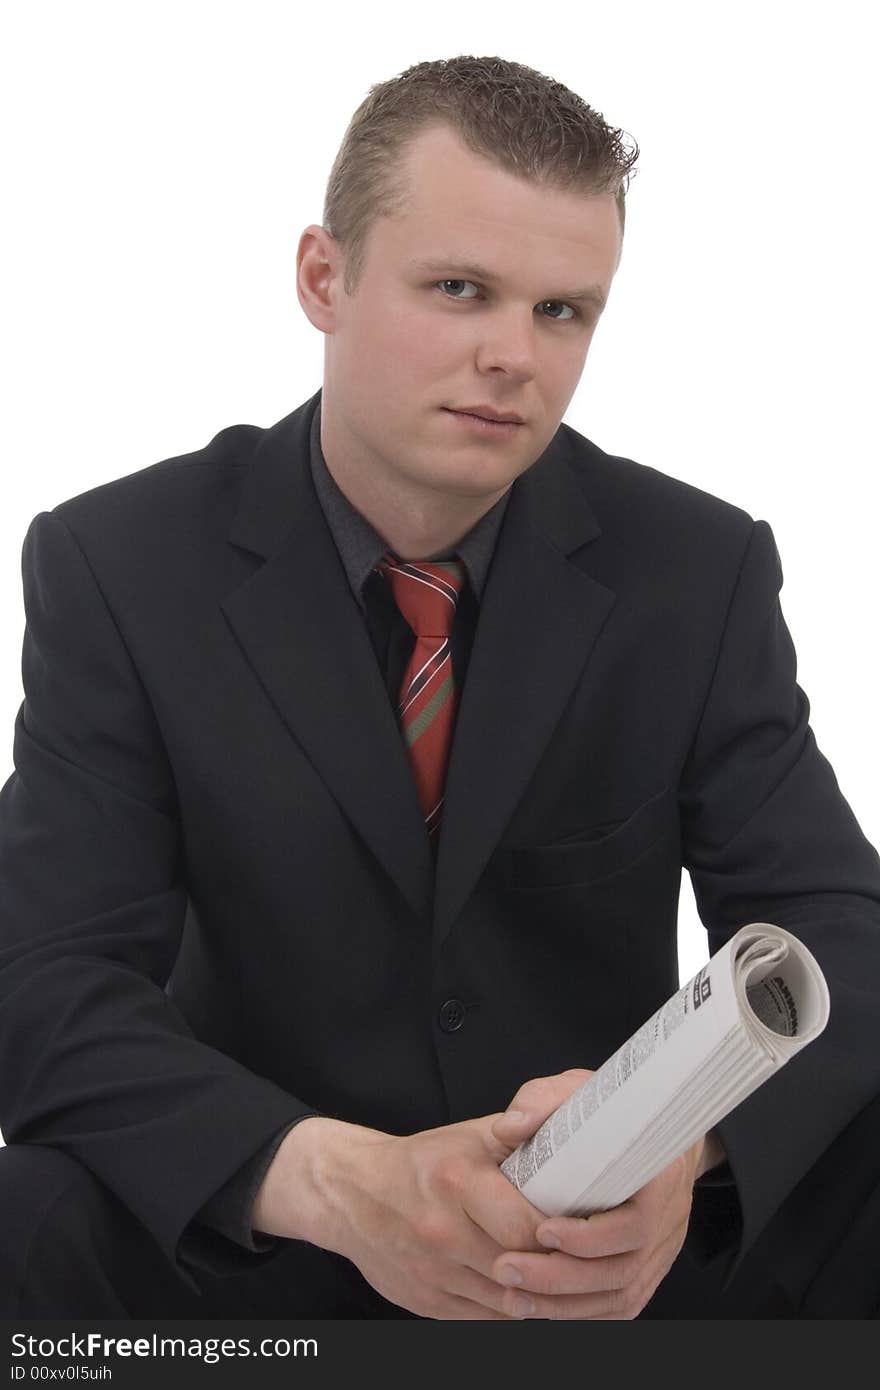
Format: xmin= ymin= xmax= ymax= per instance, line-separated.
xmin=499 ymin=922 xmax=830 ymax=1217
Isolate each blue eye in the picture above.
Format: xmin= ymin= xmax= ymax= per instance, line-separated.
xmin=540 ymin=300 xmax=577 ymax=321
xmin=438 ymin=279 xmax=479 ymax=300
xmin=435 ymin=280 xmax=578 ymax=320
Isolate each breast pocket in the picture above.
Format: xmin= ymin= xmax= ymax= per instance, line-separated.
xmin=503 ymin=785 xmax=677 ymax=891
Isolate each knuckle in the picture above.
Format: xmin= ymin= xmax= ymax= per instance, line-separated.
xmin=512 ymin=1218 xmax=538 ymax=1252
xmin=411 ymin=1264 xmax=437 ymax=1299
xmin=413 ymin=1209 xmax=452 ymax=1251
xmin=514 ymin=1080 xmax=545 ymax=1107
xmin=497 ymin=1206 xmax=535 ymax=1252
xmin=432 ymin=1153 xmax=465 ymax=1197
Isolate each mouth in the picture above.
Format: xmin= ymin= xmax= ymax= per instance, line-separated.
xmin=442 ymin=408 xmax=524 ymax=437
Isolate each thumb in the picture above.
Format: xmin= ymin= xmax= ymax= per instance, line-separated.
xmin=491 ymin=1068 xmax=595 ymax=1141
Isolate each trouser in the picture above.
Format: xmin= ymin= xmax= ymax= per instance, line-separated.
xmin=2 ymin=1095 xmax=879 ymax=1319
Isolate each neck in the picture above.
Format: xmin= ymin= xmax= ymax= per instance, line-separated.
xmin=319 ymin=402 xmax=509 ymax=560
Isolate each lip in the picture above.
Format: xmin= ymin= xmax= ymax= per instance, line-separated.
xmin=443 ymin=409 xmax=523 ymax=438
xmin=448 ymin=405 xmax=525 ymax=424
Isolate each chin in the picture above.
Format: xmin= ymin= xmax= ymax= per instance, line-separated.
xmin=434 ymin=473 xmax=516 ymax=499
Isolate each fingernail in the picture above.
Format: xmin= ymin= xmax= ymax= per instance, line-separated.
xmin=538 ymin=1231 xmax=561 ymax=1249
xmin=512 ymin=1293 xmax=535 ymax=1317
xmin=500 ymin=1110 xmax=526 ymax=1124
xmin=499 ymin=1265 xmax=523 ymax=1286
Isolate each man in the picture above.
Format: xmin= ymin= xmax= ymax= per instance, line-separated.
xmin=1 ymin=55 xmax=879 ymax=1320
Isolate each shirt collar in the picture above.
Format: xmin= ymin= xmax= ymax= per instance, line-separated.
xmin=309 ymin=397 xmax=510 ymax=610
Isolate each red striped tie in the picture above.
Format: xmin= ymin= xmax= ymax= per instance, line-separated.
xmin=374 ymin=552 xmax=465 ymax=847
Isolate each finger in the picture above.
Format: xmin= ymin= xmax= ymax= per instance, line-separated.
xmin=469 ymin=1112 xmax=532 ymax=1167
xmin=533 ymin=1160 xmax=694 ymax=1261
xmin=492 ymin=1245 xmax=639 ymax=1298
xmin=440 ymin=1293 xmax=519 ymax=1320
xmin=531 ymin=1164 xmax=693 ymax=1277
xmin=447 ymin=1257 xmax=539 ymax=1319
xmin=461 ymin=1164 xmax=552 ymax=1257
xmin=576 ymin=1224 xmax=688 ymax=1320
xmin=534 ymin=1202 xmax=647 ymax=1259
xmin=386 ymin=1262 xmax=522 ymax=1320
xmin=405 ymin=1209 xmax=541 ymax=1319
xmin=489 ymin=1225 xmax=684 ymax=1320
xmin=363 ymin=1197 xmax=531 ymax=1320
xmin=398 ymin=1146 xmax=552 ymax=1317
xmin=491 ymin=1069 xmax=593 ymax=1137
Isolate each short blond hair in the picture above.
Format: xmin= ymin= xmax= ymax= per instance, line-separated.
xmin=323 ymin=54 xmax=639 ymax=295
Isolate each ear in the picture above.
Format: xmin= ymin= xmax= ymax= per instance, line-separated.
xmin=296 ymin=224 xmax=345 ymax=333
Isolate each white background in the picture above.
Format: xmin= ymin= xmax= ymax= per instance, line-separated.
xmin=1 ymin=0 xmax=877 ymax=1004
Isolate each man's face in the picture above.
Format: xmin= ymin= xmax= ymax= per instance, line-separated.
xmin=315 ymin=122 xmax=622 ymax=503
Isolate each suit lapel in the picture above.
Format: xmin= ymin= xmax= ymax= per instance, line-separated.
xmin=222 ymin=390 xmax=434 ymax=923
xmin=432 ymin=430 xmax=616 ymax=951
xmin=221 ymin=389 xmax=617 ymax=942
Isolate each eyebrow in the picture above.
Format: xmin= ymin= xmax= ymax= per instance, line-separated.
xmin=407 ymin=257 xmax=607 ymax=311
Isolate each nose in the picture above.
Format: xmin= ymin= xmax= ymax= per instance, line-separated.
xmin=474 ymin=307 xmax=538 ymax=381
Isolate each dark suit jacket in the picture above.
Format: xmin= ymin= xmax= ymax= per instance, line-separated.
xmin=2 ymin=386 xmax=879 ymax=1307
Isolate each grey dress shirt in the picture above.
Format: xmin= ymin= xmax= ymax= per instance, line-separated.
xmin=190 ymin=399 xmax=739 ymax=1271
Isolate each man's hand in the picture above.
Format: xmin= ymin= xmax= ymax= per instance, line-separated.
xmin=252 ymin=1069 xmax=725 ymax=1320
xmin=489 ymin=1070 xmax=726 ymax=1319
xmin=252 ymin=1108 xmax=557 ymax=1320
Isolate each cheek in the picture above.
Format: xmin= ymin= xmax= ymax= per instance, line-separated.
xmin=395 ymin=308 xmax=457 ymax=365
xmin=551 ymin=336 xmax=592 ymax=391
xmin=383 ymin=295 xmax=472 ymax=358
xmin=352 ymin=308 xmax=439 ymax=382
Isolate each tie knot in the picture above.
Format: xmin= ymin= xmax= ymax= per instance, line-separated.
xmin=374 ymin=552 xmax=465 ymax=638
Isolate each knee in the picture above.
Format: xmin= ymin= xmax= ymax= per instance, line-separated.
xmin=764 ymin=1093 xmax=880 ymax=1317
xmin=798 ymin=1095 xmax=880 ymax=1316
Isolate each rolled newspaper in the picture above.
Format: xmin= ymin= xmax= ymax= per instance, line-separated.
xmin=499 ymin=922 xmax=830 ymax=1216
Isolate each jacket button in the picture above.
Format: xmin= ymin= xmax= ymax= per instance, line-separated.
xmin=438 ymin=998 xmax=466 ymax=1032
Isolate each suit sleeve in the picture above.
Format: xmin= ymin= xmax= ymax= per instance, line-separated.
xmin=190 ymin=1119 xmax=306 ymax=1257
xmin=684 ymin=1161 xmax=742 ymax=1268
xmin=0 ymin=511 xmax=321 ymax=1290
xmin=679 ymin=517 xmax=880 ymax=1291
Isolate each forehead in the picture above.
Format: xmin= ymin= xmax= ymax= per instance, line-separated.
xmin=380 ymin=122 xmax=621 ymax=277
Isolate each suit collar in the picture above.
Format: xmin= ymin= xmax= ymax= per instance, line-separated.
xmin=223 ymin=389 xmax=616 ymax=945
xmin=227 ymin=388 xmax=322 ymax=560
